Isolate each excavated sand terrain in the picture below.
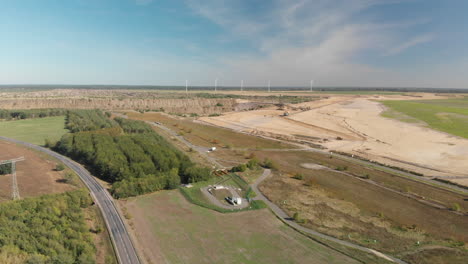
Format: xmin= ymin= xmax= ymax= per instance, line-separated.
xmin=202 ymin=94 xmax=468 ymax=185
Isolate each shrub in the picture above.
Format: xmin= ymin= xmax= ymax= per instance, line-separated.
xmin=231 ymin=164 xmax=247 ymax=172
xmin=245 ymin=152 xmax=256 ymax=159
xmin=292 ymin=173 xmax=304 ymax=180
xmin=261 ymin=158 xmax=277 ymax=170
xmin=293 ymin=212 xmax=300 ymax=221
xmin=335 ymin=165 xmax=348 ymax=171
xmin=246 ymin=158 xmax=259 ymax=169
xmin=55 ymin=164 xmax=65 ymax=171
xmin=304 ymin=178 xmax=316 ymax=187
xmin=215 ymin=103 xmax=223 ymax=107
xmin=452 ymin=203 xmax=461 ymax=212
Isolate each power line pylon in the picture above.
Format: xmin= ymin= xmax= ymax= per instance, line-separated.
xmin=0 ymin=157 xmax=25 ymax=200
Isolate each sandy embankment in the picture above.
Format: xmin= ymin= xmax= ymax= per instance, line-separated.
xmin=201 ymin=95 xmax=468 ymax=186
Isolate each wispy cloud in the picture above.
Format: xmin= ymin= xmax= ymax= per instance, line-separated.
xmin=384 ymin=34 xmax=434 ymax=56
xmin=186 ymin=0 xmax=431 ymax=86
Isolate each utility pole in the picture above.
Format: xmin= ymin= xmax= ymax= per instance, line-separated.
xmin=185 ymin=80 xmax=188 ymax=94
xmin=0 ymin=157 xmax=25 ymax=200
xmin=215 ymin=79 xmax=218 ymax=92
xmin=268 ymin=80 xmax=271 ymax=93
xmin=310 ymin=79 xmax=314 ymax=92
xmin=241 ymin=80 xmax=244 ymax=92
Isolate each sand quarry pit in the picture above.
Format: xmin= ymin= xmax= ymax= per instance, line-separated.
xmin=0 ymin=141 xmax=74 ymax=202
xmin=201 ymin=94 xmax=468 ymax=186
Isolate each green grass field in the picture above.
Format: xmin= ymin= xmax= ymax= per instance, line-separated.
xmin=382 ymin=97 xmax=468 ymax=138
xmin=0 ymin=116 xmax=68 ymax=145
xmin=124 ymin=190 xmax=359 ymax=264
xmin=179 ymin=173 xmax=266 ymax=213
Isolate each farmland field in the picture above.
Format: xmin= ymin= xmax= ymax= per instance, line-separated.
xmin=0 ymin=116 xmax=68 ymax=145
xmin=382 ymin=97 xmax=468 ymax=138
xmin=120 ymin=190 xmax=360 ymax=264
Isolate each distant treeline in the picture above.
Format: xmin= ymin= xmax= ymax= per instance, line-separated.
xmin=0 ymin=109 xmax=66 ymax=120
xmin=0 ymin=190 xmax=96 ymax=264
xmin=2 ymin=85 xmax=468 ymax=93
xmin=55 ymin=110 xmax=211 ymax=198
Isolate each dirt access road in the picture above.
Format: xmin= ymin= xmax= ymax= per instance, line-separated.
xmin=137 ymin=119 xmax=407 ymax=263
xmin=251 ymin=169 xmax=407 ymax=264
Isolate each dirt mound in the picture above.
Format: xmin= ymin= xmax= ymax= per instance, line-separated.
xmin=300 ymin=163 xmax=328 ymax=170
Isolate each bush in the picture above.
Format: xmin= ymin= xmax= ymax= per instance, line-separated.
xmin=292 ymin=173 xmax=304 ymax=180
xmin=231 ymin=164 xmax=247 ymax=172
xmin=292 ymin=212 xmax=306 ymax=223
xmin=55 ymin=164 xmax=65 ymax=171
xmin=261 ymin=158 xmax=277 ymax=169
xmin=335 ymin=165 xmax=348 ymax=171
xmin=452 ymin=203 xmax=461 ymax=212
xmin=246 ymin=152 xmax=256 ymax=159
xmin=215 ymin=103 xmax=223 ymax=107
xmin=246 ymin=158 xmax=259 ymax=169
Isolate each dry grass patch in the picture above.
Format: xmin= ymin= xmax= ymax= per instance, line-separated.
xmin=120 ymin=190 xmax=360 ymax=264
xmin=126 ymin=111 xmax=295 ymax=149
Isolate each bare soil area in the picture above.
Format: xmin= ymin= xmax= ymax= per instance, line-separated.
xmin=0 ymin=140 xmax=75 ymax=202
xmin=201 ymin=94 xmax=468 ymax=185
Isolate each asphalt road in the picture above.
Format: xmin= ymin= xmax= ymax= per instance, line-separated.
xmin=0 ymin=136 xmax=141 ymax=264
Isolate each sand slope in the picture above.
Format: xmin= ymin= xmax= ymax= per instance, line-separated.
xmin=201 ymin=95 xmax=468 ymax=185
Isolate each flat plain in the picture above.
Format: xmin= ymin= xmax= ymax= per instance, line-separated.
xmin=382 ymin=97 xmax=468 ymax=139
xmin=0 ymin=116 xmax=68 ymax=145
xmin=120 ymin=190 xmax=360 ymax=264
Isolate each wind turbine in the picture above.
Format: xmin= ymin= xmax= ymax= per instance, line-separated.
xmin=241 ymin=80 xmax=244 ymax=92
xmin=215 ymin=78 xmax=218 ymax=92
xmin=268 ymin=80 xmax=271 ymax=93
xmin=186 ymin=80 xmax=188 ymax=94
xmin=310 ymin=79 xmax=314 ymax=92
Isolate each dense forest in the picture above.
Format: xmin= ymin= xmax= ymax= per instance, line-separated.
xmin=0 ymin=109 xmax=66 ymax=120
xmin=0 ymin=190 xmax=96 ymax=264
xmin=55 ymin=110 xmax=211 ymax=198
xmin=65 ymin=110 xmax=117 ymax=133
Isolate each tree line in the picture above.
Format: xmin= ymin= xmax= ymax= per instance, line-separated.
xmin=55 ymin=110 xmax=211 ymax=198
xmin=65 ymin=110 xmax=118 ymax=133
xmin=65 ymin=110 xmax=117 ymax=133
xmin=0 ymin=109 xmax=66 ymax=120
xmin=0 ymin=189 xmax=96 ymax=264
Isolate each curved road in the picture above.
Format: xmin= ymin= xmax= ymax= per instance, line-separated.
xmin=0 ymin=136 xmax=141 ymax=264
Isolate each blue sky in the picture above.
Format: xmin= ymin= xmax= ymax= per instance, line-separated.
xmin=1 ymin=0 xmax=467 ymax=88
